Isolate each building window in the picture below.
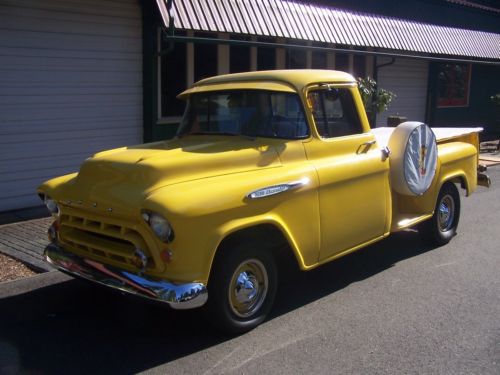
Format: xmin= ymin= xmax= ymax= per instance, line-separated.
xmin=437 ymin=63 xmax=471 ymax=107
xmin=230 ymin=35 xmax=250 ymax=73
xmin=229 ymin=35 xmax=250 ymax=73
xmin=286 ymin=41 xmax=307 ymax=69
xmin=257 ymin=37 xmax=275 ymax=70
xmin=353 ymin=55 xmax=366 ymax=78
xmin=312 ymin=51 xmax=326 ymax=69
xmin=160 ymin=30 xmax=187 ymax=119
xmin=194 ymin=32 xmax=217 ymax=82
xmin=335 ymin=53 xmax=349 ymax=72
xmin=159 ymin=31 xmax=220 ymax=121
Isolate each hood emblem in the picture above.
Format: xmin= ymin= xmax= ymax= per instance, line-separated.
xmin=92 ymin=202 xmax=98 ymax=208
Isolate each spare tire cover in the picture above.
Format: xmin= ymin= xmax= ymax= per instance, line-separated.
xmin=388 ymin=122 xmax=437 ymax=196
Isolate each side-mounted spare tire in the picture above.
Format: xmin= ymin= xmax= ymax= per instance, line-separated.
xmin=388 ymin=122 xmax=438 ymax=196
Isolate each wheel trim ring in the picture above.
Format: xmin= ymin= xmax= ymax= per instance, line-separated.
xmin=438 ymin=194 xmax=455 ymax=232
xmin=228 ymin=259 xmax=269 ymax=318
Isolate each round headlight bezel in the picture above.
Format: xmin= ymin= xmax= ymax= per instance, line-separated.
xmin=142 ymin=211 xmax=174 ymax=243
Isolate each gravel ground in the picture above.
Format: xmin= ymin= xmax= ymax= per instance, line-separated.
xmin=0 ymin=252 xmax=38 ymax=282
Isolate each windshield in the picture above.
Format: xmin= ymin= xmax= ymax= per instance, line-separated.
xmin=177 ymin=90 xmax=309 ymax=139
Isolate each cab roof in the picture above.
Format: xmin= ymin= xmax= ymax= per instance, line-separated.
xmin=178 ymin=69 xmax=356 ymax=98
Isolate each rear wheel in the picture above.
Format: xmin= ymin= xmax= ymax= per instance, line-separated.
xmin=205 ymin=244 xmax=277 ymax=334
xmin=419 ymin=182 xmax=461 ymax=246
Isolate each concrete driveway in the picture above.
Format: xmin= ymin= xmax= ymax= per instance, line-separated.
xmin=0 ymin=167 xmax=499 ymax=375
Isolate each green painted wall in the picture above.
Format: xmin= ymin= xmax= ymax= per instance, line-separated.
xmin=428 ymin=63 xmax=500 ymax=139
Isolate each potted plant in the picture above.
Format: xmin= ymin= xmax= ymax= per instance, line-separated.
xmin=357 ymin=77 xmax=396 ymax=127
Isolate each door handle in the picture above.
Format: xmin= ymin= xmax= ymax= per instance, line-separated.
xmin=381 ymin=146 xmax=391 ymax=161
xmin=356 ymin=140 xmax=376 ymax=154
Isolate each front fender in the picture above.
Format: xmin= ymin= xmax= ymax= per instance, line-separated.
xmin=143 ymin=167 xmax=320 ymax=284
xmin=37 ymin=173 xmax=78 ymax=200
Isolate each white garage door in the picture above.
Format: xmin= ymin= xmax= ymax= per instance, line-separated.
xmin=376 ymin=57 xmax=429 ymax=128
xmin=0 ymin=0 xmax=143 ymax=211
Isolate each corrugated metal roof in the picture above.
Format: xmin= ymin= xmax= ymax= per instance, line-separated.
xmin=157 ymin=0 xmax=500 ymax=60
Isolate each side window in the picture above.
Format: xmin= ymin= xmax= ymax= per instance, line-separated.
xmin=269 ymin=93 xmax=308 ymax=138
xmin=307 ymin=88 xmax=363 ymax=138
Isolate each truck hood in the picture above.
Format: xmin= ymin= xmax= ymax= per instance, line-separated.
xmin=60 ymin=136 xmax=282 ymax=214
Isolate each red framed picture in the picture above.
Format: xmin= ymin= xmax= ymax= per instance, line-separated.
xmin=437 ymin=63 xmax=471 ymax=108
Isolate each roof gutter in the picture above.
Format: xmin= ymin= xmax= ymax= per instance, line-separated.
xmin=161 ymin=34 xmax=500 ymax=66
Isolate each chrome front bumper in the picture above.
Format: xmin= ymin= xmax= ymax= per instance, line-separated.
xmin=44 ymin=244 xmax=208 ymax=310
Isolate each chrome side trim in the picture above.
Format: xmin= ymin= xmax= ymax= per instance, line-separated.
xmin=44 ymin=244 xmax=208 ymax=310
xmin=246 ymin=177 xmax=310 ymax=199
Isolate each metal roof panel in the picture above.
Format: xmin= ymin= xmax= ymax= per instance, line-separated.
xmin=266 ymin=0 xmax=287 ymax=38
xmin=249 ymin=1 xmax=271 ymax=36
xmin=157 ymin=0 xmax=500 ymax=60
xmin=291 ymin=2 xmax=314 ymax=41
xmin=240 ymin=0 xmax=260 ymax=35
xmin=173 ymin=1 xmax=190 ymax=29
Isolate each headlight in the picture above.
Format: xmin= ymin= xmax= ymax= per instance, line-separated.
xmin=142 ymin=211 xmax=174 ymax=242
xmin=41 ymin=195 xmax=59 ymax=216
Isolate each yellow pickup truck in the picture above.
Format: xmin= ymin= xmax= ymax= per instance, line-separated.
xmin=39 ymin=70 xmax=489 ymax=333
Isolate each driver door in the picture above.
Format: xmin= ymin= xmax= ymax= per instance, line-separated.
xmin=304 ymin=86 xmax=390 ymax=261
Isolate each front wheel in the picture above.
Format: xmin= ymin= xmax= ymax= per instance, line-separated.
xmin=418 ymin=182 xmax=461 ymax=246
xmin=205 ymin=244 xmax=277 ymax=334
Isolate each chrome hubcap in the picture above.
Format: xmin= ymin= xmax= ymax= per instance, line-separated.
xmin=229 ymin=259 xmax=268 ymax=318
xmin=438 ymin=194 xmax=455 ymax=232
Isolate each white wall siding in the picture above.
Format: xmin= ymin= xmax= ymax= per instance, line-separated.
xmin=0 ymin=0 xmax=143 ymax=211
xmin=376 ymin=58 xmax=429 ymax=127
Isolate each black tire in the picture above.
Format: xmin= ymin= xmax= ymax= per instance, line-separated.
xmin=418 ymin=182 xmax=461 ymax=246
xmin=205 ymin=243 xmax=277 ymax=335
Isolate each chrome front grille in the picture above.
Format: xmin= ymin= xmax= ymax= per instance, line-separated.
xmin=58 ymin=212 xmax=157 ymax=271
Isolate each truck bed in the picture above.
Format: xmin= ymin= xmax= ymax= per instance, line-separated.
xmin=372 ymin=127 xmax=483 ymax=147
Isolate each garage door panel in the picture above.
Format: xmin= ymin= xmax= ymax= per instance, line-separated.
xmin=0 ymin=84 xmax=141 ymax=96
xmin=376 ymin=58 xmax=429 ymax=127
xmin=0 ymin=117 xmax=142 ymax=134
xmin=1 ymin=172 xmax=77 ymax=194
xmin=0 ymin=5 xmax=140 ymax=28
xmin=2 ymin=0 xmax=140 ymax=19
xmin=0 ymin=133 xmax=142 ymax=157
xmin=1 ymin=103 xmax=142 ymax=122
xmin=0 ymin=0 xmax=143 ymax=211
xmin=1 ymin=13 xmax=141 ymax=38
xmin=0 ymin=116 xmax=140 ymax=137
xmin=0 ymin=69 xmax=142 ymax=85
xmin=0 ymin=154 xmax=89 ymax=174
xmin=0 ymin=93 xmax=142 ymax=106
xmin=0 ymin=55 xmax=141 ymax=71
xmin=0 ymin=127 xmax=142 ymax=145
xmin=0 ymin=30 xmax=142 ymax=52
xmin=0 ymin=195 xmax=42 ymax=212
xmin=0 ymin=46 xmax=141 ymax=61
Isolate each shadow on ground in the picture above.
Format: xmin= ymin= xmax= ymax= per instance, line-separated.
xmin=0 ymin=230 xmax=435 ymax=374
